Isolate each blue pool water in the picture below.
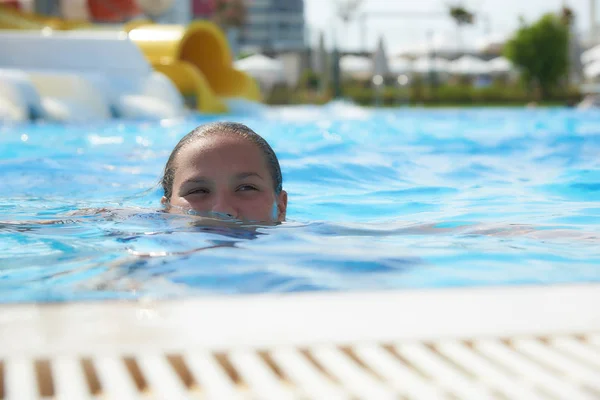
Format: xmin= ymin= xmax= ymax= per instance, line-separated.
xmin=1 ymin=103 xmax=599 ymax=303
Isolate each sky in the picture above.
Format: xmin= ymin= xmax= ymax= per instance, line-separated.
xmin=304 ymin=0 xmax=596 ymax=53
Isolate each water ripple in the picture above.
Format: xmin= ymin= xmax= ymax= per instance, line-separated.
xmin=1 ymin=107 xmax=599 ymax=302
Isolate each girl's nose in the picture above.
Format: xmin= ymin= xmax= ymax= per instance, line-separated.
xmin=211 ymin=193 xmax=237 ymax=219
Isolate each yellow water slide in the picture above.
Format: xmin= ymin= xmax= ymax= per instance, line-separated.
xmin=126 ymin=21 xmax=261 ymax=113
xmin=0 ymin=4 xmax=88 ymax=30
xmin=0 ymin=4 xmax=261 ymax=114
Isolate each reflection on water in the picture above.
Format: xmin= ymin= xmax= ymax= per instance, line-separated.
xmin=0 ymin=106 xmax=599 ymax=302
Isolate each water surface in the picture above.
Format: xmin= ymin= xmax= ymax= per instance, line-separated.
xmin=1 ymin=104 xmax=599 ymax=302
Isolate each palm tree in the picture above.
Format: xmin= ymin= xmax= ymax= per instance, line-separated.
xmin=560 ymin=6 xmax=582 ymax=85
xmin=560 ymin=5 xmax=574 ymax=26
xmin=210 ymin=0 xmax=248 ymax=58
xmin=212 ymin=0 xmax=248 ymax=28
xmin=335 ymin=0 xmax=363 ymax=49
xmin=449 ymin=4 xmax=475 ymax=55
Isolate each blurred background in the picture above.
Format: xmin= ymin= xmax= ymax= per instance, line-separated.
xmin=2 ymin=0 xmax=600 ymax=111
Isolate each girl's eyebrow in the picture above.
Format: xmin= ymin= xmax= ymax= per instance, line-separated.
xmin=181 ymin=177 xmax=211 ymax=186
xmin=181 ymin=173 xmax=262 ymax=186
xmin=235 ymin=172 xmax=263 ymax=180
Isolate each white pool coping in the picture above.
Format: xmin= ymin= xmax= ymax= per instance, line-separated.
xmin=1 ymin=283 xmax=599 ymax=357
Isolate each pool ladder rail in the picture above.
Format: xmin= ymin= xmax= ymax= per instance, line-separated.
xmin=0 ymin=283 xmax=599 ymax=399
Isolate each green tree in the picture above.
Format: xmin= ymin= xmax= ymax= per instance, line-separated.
xmin=299 ymin=69 xmax=320 ymax=91
xmin=504 ymin=13 xmax=569 ymax=99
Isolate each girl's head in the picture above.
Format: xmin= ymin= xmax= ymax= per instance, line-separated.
xmin=161 ymin=122 xmax=287 ymax=223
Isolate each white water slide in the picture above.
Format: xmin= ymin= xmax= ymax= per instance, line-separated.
xmin=0 ymin=30 xmax=187 ymax=123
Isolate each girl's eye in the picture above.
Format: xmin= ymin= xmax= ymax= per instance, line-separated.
xmin=237 ymin=185 xmax=258 ymax=192
xmin=187 ymin=188 xmax=209 ymax=195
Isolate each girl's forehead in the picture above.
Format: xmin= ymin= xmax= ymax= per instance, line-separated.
xmin=185 ymin=134 xmax=254 ymax=152
xmin=175 ymin=135 xmax=265 ymax=167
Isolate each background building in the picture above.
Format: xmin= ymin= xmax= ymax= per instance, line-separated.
xmin=241 ymin=0 xmax=305 ymax=52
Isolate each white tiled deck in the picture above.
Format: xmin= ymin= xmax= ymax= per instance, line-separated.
xmin=1 ymin=283 xmax=599 ymax=399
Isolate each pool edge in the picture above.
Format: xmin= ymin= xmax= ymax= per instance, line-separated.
xmin=1 ymin=283 xmax=599 ymax=357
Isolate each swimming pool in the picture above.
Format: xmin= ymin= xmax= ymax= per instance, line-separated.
xmin=1 ymin=103 xmax=599 ymax=303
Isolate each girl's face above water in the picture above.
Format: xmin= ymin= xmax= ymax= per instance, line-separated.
xmin=163 ymin=135 xmax=287 ymax=224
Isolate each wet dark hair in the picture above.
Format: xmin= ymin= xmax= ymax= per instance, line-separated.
xmin=161 ymin=122 xmax=282 ymax=200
